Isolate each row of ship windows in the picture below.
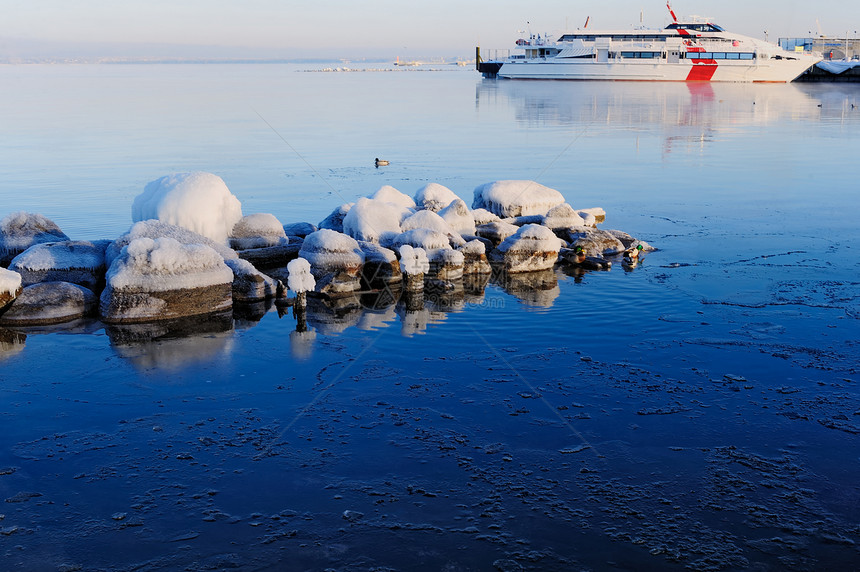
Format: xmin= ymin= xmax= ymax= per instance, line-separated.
xmin=618 ymin=51 xmax=756 ymax=59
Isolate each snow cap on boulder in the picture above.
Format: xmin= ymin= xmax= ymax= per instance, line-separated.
xmin=0 ymin=212 xmax=70 ymax=266
xmin=369 ymin=185 xmax=416 ymax=210
xmin=472 ymin=180 xmax=566 ymax=218
xmin=107 ymin=220 xmax=238 ymax=267
xmin=0 ymin=266 xmax=22 ymax=296
xmin=0 ymin=282 xmax=97 ymax=326
xmin=230 ymin=213 xmax=288 ymax=250
xmin=298 ymin=229 xmax=365 ymax=278
xmin=438 ymin=199 xmax=476 ymax=236
xmin=491 ymin=224 xmax=563 ymax=273
xmin=414 ymin=183 xmax=461 ymax=212
xmin=132 ymin=172 xmax=243 ymax=244
xmin=342 ymin=197 xmax=412 ymax=245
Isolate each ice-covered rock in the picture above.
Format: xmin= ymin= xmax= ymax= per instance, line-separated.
xmin=0 ymin=267 xmax=23 ymax=311
xmin=438 ymin=199 xmax=476 ymax=236
xmin=542 ymin=203 xmax=586 ymax=231
xmin=342 ymin=197 xmax=411 ymax=244
xmin=0 ymin=212 xmax=70 ymax=267
xmin=489 ymin=224 xmax=563 ymax=273
xmin=318 ymin=203 xmax=353 ymax=233
xmin=100 ymin=236 xmax=234 ymax=324
xmin=229 ymin=213 xmax=288 ymax=250
xmin=472 ymin=180 xmax=565 ymax=218
xmin=369 ymin=185 xmax=416 ymax=210
xmin=0 ymin=282 xmax=97 ymax=326
xmin=224 ymin=258 xmax=281 ymax=302
xmin=283 ymin=222 xmax=318 ymax=239
xmin=430 ymin=248 xmax=465 ymax=281
xmin=579 ymin=207 xmax=606 ymax=224
xmin=398 ymin=245 xmax=430 ymax=275
xmin=358 ymin=242 xmax=401 ymax=289
xmin=391 ymin=228 xmax=451 ymax=252
xmin=475 ymin=221 xmax=520 ymax=247
xmin=565 ymin=227 xmax=626 ymax=256
xmin=414 ymin=183 xmax=461 ymax=212
xmin=286 ymin=257 xmax=316 ymax=294
xmin=107 ymin=220 xmax=238 ymax=267
xmin=471 ymin=208 xmax=501 ymax=225
xmin=459 ymin=239 xmax=491 ymax=276
xmin=298 ymin=229 xmax=365 ymax=280
xmin=10 ymin=240 xmax=108 ymax=292
xmin=132 ymin=172 xmax=243 ymax=244
xmin=399 ymin=210 xmax=465 ymax=247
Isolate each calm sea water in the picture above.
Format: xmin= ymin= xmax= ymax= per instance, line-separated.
xmin=1 ymin=64 xmax=859 ymax=570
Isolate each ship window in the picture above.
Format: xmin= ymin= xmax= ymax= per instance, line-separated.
xmin=725 ymin=52 xmax=740 ymax=59
xmin=739 ymin=52 xmax=754 ymax=60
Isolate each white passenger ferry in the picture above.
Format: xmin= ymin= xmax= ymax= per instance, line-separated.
xmin=484 ymin=4 xmax=819 ymax=82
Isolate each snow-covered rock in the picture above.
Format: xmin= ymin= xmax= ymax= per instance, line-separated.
xmin=283 ymin=222 xmax=318 ymax=238
xmin=100 ymin=236 xmax=234 ymax=324
xmin=542 ymin=203 xmax=586 ymax=231
xmin=229 ymin=213 xmax=288 ymax=250
xmin=398 ymin=245 xmax=430 ymax=276
xmin=565 ymin=227 xmax=626 ymax=256
xmin=459 ymin=239 xmax=491 ymax=276
xmin=475 ymin=221 xmax=520 ymax=247
xmin=471 ymin=208 xmax=501 ymax=225
xmin=472 ymin=180 xmax=566 ymax=218
xmin=438 ymin=199 xmax=476 ymax=236
xmin=579 ymin=207 xmax=606 ymax=224
xmin=0 ymin=282 xmax=97 ymax=326
xmin=224 ymin=258 xmax=281 ymax=302
xmin=132 ymin=172 xmax=243 ymax=244
xmin=414 ymin=183 xmax=461 ymax=212
xmin=107 ymin=220 xmax=238 ymax=267
xmin=287 ymin=257 xmax=316 ymax=294
xmin=10 ymin=240 xmax=108 ymax=292
xmin=318 ymin=203 xmax=353 ymax=233
xmin=358 ymin=242 xmax=401 ymax=289
xmin=369 ymin=185 xmax=416 ymax=210
xmin=489 ymin=224 xmax=563 ymax=273
xmin=0 ymin=267 xmax=23 ymax=311
xmin=399 ymin=210 xmax=464 ymax=247
xmin=342 ymin=197 xmax=411 ymax=244
xmin=391 ymin=228 xmax=451 ymax=252
xmin=430 ymin=248 xmax=465 ymax=281
xmin=298 ymin=229 xmax=365 ymax=280
xmin=0 ymin=212 xmax=70 ymax=267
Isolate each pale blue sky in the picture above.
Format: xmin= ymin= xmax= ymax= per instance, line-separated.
xmin=3 ymin=0 xmax=859 ymax=59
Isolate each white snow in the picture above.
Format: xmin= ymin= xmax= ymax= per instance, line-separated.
xmin=398 ymin=245 xmax=430 ymax=275
xmin=401 ymin=210 xmax=455 ymax=235
xmin=542 ymin=203 xmax=586 ymax=230
xmin=460 ymin=239 xmax=486 ymax=256
xmin=391 ymin=228 xmax=451 ymax=251
xmin=9 ymin=241 xmax=105 ymax=272
xmin=106 ymin=237 xmax=234 ymax=292
xmin=342 ymin=197 xmax=412 ymax=244
xmin=497 ymin=224 xmax=563 ymax=253
xmin=132 ymin=172 xmax=243 ymax=244
xmin=0 ymin=282 xmax=96 ymax=324
xmin=414 ymin=183 xmax=461 ymax=212
xmin=359 ymin=241 xmax=397 ymax=263
xmin=0 ymin=212 xmax=69 ymax=257
xmin=471 ymin=208 xmax=501 ymax=225
xmin=369 ymin=185 xmax=416 ymax=210
xmin=318 ymin=203 xmax=354 ymax=232
xmin=472 ymin=180 xmax=566 ymax=218
xmin=107 ymin=220 xmax=238 ymax=266
xmin=438 ymin=199 xmax=476 ymax=236
xmin=287 ymin=257 xmax=316 ymax=293
xmin=0 ymin=267 xmax=22 ymax=295
xmin=298 ymin=229 xmax=365 ymax=274
xmin=224 ymin=258 xmax=280 ymax=299
xmin=230 ymin=213 xmax=288 ymax=250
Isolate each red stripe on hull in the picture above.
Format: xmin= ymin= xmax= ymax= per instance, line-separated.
xmin=686 ymin=62 xmax=718 ymax=81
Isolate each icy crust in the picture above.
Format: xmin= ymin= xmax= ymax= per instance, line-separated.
xmin=472 ymin=180 xmax=566 ymax=218
xmin=401 ymin=210 xmax=457 ymax=236
xmin=438 ymin=199 xmax=476 ymax=236
xmin=342 ymin=198 xmax=412 ymax=244
xmin=106 ymin=237 xmax=234 ymax=293
xmin=1 ymin=267 xmax=23 ymax=296
xmin=369 ymin=185 xmax=416 ymax=210
xmin=287 ymin=258 xmax=316 ymax=293
xmin=492 ymin=224 xmax=563 ymax=273
xmin=414 ymin=183 xmax=461 ymax=212
xmin=0 ymin=282 xmax=96 ymax=326
xmin=298 ymin=230 xmax=365 ymax=277
xmin=0 ymin=212 xmax=70 ymax=264
xmin=107 ymin=220 xmax=238 ymax=266
xmin=132 ymin=172 xmax=243 ymax=244
xmin=10 ymin=240 xmax=106 ymax=272
xmin=230 ymin=213 xmax=288 ymax=250
xmin=398 ymin=245 xmax=430 ymax=275
xmin=471 ymin=208 xmax=501 ymax=225
xmin=391 ymin=229 xmax=451 ymax=251
xmin=459 ymin=239 xmax=486 ymax=256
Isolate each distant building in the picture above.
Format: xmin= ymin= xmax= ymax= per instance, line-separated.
xmin=779 ymin=36 xmax=859 ymax=60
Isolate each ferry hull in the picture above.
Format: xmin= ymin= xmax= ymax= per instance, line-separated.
xmin=497 ymin=58 xmax=817 ymax=83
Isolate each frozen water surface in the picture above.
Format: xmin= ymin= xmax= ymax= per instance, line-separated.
xmin=0 ymin=64 xmax=859 ymax=570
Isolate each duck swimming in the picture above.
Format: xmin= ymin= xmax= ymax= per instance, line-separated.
xmin=375 ymin=158 xmax=389 ymax=167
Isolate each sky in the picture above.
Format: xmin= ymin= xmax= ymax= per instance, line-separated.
xmin=2 ymin=0 xmax=859 ymax=60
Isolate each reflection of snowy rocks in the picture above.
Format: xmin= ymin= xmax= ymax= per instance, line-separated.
xmin=489 ymin=224 xmax=563 ymax=273
xmin=472 ymin=180 xmax=565 ymax=218
xmin=132 ymin=172 xmax=243 ymax=244
xmin=229 ymin=213 xmax=288 ymax=250
xmin=0 ymin=327 xmax=26 ymax=361
xmin=10 ymin=240 xmax=108 ymax=292
xmin=0 ymin=267 xmax=23 ymax=311
xmin=0 ymin=212 xmax=70 ymax=267
xmin=496 ymin=268 xmax=560 ymax=308
xmin=0 ymin=282 xmax=97 ymax=326
xmin=100 ymin=237 xmax=234 ymax=324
